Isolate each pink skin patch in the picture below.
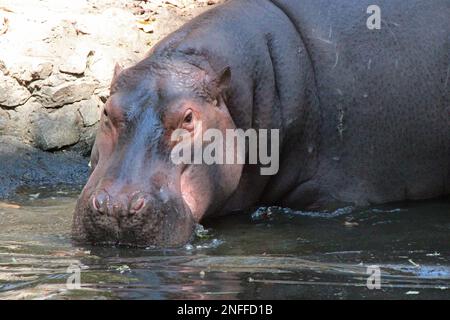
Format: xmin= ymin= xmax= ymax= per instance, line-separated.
xmin=180 ymin=172 xmax=206 ymax=222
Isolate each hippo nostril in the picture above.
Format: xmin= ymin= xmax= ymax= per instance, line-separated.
xmin=129 ymin=196 xmax=146 ymax=215
xmin=134 ymin=198 xmax=145 ymax=211
xmin=91 ymin=191 xmax=109 ymax=215
xmin=92 ymin=197 xmax=101 ymax=212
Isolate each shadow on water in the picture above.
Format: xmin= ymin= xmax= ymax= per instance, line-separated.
xmin=0 ymin=187 xmax=449 ymax=299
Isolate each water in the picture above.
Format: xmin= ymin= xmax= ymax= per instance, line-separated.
xmin=0 ymin=187 xmax=449 ymax=299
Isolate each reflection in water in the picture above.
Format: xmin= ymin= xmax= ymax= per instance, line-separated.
xmin=0 ymin=187 xmax=449 ymax=299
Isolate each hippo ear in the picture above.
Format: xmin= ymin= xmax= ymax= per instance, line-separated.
xmin=207 ymin=66 xmax=231 ymax=97
xmin=112 ymin=63 xmax=123 ymax=82
xmin=216 ymin=66 xmax=231 ymax=92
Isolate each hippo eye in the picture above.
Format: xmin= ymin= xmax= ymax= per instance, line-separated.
xmin=182 ymin=109 xmax=194 ymax=130
xmin=183 ymin=110 xmax=193 ymax=124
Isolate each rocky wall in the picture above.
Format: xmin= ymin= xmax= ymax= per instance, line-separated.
xmin=0 ymin=0 xmax=222 ymax=156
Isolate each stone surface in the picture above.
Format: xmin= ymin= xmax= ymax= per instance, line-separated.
xmin=59 ymin=46 xmax=91 ymax=75
xmin=73 ymin=8 xmax=141 ymax=48
xmin=0 ymin=73 xmax=31 ymax=107
xmin=70 ymin=124 xmax=99 ymax=156
xmin=31 ymin=109 xmax=81 ymax=150
xmin=6 ymin=59 xmax=53 ymax=84
xmin=4 ymin=98 xmax=41 ymax=139
xmin=0 ymin=108 xmax=9 ymax=134
xmin=89 ymin=47 xmax=124 ymax=83
xmin=77 ymin=97 xmax=101 ymax=126
xmin=29 ymin=61 xmax=54 ymax=81
xmin=0 ymin=60 xmax=8 ymax=75
xmin=34 ymin=78 xmax=98 ymax=108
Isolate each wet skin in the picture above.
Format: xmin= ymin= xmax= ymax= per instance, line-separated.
xmin=73 ymin=0 xmax=450 ymax=247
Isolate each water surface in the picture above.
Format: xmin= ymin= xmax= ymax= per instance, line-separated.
xmin=0 ymin=187 xmax=449 ymax=299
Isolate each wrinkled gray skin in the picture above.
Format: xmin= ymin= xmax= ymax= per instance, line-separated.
xmin=73 ymin=0 xmax=450 ymax=247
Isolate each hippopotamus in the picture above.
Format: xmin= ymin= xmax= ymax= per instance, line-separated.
xmin=72 ymin=0 xmax=450 ymax=247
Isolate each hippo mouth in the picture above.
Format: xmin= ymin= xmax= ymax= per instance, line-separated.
xmin=72 ymin=188 xmax=196 ymax=248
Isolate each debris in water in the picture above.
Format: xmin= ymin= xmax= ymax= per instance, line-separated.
xmin=199 ymin=270 xmax=206 ymax=278
xmin=344 ymin=221 xmax=359 ymax=227
xmin=371 ymin=208 xmax=404 ymax=213
xmin=114 ymin=265 xmax=131 ymax=274
xmin=252 ymin=205 xmax=355 ymax=221
xmin=426 ymin=252 xmax=441 ymax=257
xmin=195 ymin=239 xmax=224 ymax=249
xmin=195 ymin=224 xmax=211 ymax=239
xmin=0 ymin=202 xmax=20 ymax=209
xmin=406 ymin=291 xmax=419 ymax=295
xmin=408 ymin=259 xmax=420 ymax=267
xmin=251 ymin=207 xmax=275 ymax=221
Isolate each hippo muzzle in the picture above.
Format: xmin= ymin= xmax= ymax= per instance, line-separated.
xmin=73 ymin=181 xmax=195 ymax=247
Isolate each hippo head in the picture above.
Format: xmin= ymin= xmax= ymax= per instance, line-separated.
xmin=72 ymin=55 xmax=243 ymax=247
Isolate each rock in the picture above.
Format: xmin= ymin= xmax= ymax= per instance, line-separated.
xmin=59 ymin=46 xmax=92 ymax=75
xmin=0 ymin=108 xmax=9 ymax=133
xmin=149 ymin=7 xmax=189 ymax=40
xmin=88 ymin=46 xmax=136 ymax=93
xmin=0 ymin=73 xmax=31 ymax=107
xmin=77 ymin=97 xmax=101 ymax=126
xmin=88 ymin=49 xmax=117 ymax=83
xmin=9 ymin=67 xmax=33 ymax=84
xmin=69 ymin=124 xmax=99 ymax=156
xmin=31 ymin=61 xmax=53 ymax=81
xmin=198 ymin=0 xmax=218 ymax=5
xmin=165 ymin=0 xmax=185 ymax=9
xmin=35 ymin=77 xmax=97 ymax=108
xmin=0 ymin=60 xmax=7 ymax=75
xmin=73 ymin=9 xmax=141 ymax=48
xmin=7 ymin=98 xmax=42 ymax=139
xmin=59 ymin=56 xmax=87 ymax=75
xmin=0 ymin=13 xmax=8 ymax=35
xmin=0 ymin=54 xmax=54 ymax=83
xmin=10 ymin=61 xmax=53 ymax=84
xmin=132 ymin=1 xmax=161 ymax=14
xmin=137 ymin=18 xmax=156 ymax=33
xmin=31 ymin=108 xmax=81 ymax=150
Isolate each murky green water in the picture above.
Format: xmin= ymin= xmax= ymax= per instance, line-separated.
xmin=0 ymin=187 xmax=449 ymax=299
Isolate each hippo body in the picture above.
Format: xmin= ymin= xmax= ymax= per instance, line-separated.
xmin=73 ymin=0 xmax=450 ymax=246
